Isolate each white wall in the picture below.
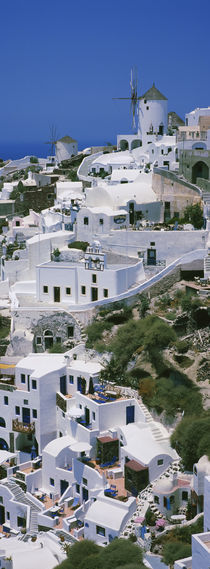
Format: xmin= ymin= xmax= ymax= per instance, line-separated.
xmin=36 ymin=259 xmax=144 ymax=305
xmin=98 ymin=229 xmax=208 ymax=264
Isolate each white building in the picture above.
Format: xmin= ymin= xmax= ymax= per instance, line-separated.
xmin=83 ymin=491 xmax=136 ymax=545
xmin=56 ymin=136 xmax=78 ymax=162
xmin=152 ymin=473 xmax=191 ymax=518
xmin=36 ymin=241 xmax=145 ymax=306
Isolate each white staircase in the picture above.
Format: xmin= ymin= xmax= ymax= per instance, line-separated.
xmin=138 ymin=399 xmax=167 ymax=442
xmin=3 ymin=479 xmax=42 ymax=534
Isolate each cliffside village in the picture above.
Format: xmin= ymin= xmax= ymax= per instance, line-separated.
xmin=0 ymin=84 xmax=209 ymax=569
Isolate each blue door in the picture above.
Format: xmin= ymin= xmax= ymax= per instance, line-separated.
xmin=22 ymin=408 xmax=30 ymax=424
xmin=77 ymin=377 xmax=82 ymax=393
xmin=126 ymin=405 xmax=135 ymax=425
xmin=60 ymin=375 xmax=67 ymax=395
xmin=82 ymin=487 xmax=89 ymax=501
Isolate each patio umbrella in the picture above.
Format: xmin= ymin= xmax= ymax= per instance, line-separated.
xmin=68 ymin=407 xmax=84 ymax=418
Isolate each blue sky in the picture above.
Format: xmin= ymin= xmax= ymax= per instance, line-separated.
xmin=1 ymin=0 xmax=210 ymax=150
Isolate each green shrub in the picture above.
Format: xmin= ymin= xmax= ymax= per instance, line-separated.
xmin=175 ymin=340 xmax=189 ymax=353
xmin=68 ymin=241 xmax=89 ymax=252
xmin=30 ymin=156 xmax=38 ymax=163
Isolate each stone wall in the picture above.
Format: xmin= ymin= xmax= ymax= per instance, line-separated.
xmin=11 ymin=310 xmax=83 ymax=355
xmin=153 ymin=169 xmax=201 ymax=220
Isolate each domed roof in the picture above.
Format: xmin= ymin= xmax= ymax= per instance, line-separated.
xmin=154 ymin=477 xmax=174 ymax=494
xmin=196 ymin=455 xmax=210 ymax=474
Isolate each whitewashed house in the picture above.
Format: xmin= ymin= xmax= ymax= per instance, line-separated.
xmin=36 ymin=241 xmax=145 ymax=306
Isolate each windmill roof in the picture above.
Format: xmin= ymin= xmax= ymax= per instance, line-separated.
xmin=57 ymin=136 xmax=77 ymax=143
xmin=141 ymin=83 xmax=167 ymax=101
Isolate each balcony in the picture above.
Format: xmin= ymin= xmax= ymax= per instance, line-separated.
xmin=12 ymin=419 xmax=35 ymax=434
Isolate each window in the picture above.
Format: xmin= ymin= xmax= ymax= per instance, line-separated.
xmin=68 ymin=326 xmax=74 ymax=338
xmin=69 ymin=375 xmax=74 ymax=384
xmin=103 ymin=289 xmax=108 ymax=298
xmin=82 ymin=477 xmax=87 ymax=485
xmin=15 ymin=406 xmax=20 ymax=415
xmin=36 ymin=337 xmax=42 ymax=345
xmin=6 ymin=512 xmax=10 ymax=520
xmin=32 ymin=380 xmax=37 ymax=390
xmin=0 ymin=496 xmax=3 ymax=503
xmin=43 ymin=286 xmax=48 ymax=293
xmin=92 ymin=411 xmax=95 ymax=421
xmin=24 ymin=400 xmax=28 ymax=405
xmin=96 ymin=525 xmax=105 ymax=536
xmin=92 ymin=274 xmax=97 ymax=284
xmin=56 ymin=337 xmax=61 ymax=343
xmin=150 ymin=242 xmax=155 ymax=246
xmin=50 ymin=478 xmax=54 ymax=486
xmin=170 ymin=495 xmax=174 ymax=504
xmin=154 ymin=496 xmax=159 ymax=504
xmin=4 ymin=396 xmax=8 ymax=405
xmin=84 ymin=217 xmax=89 ymax=225
xmin=76 ymin=484 xmax=80 ymax=493
xmin=182 ymin=491 xmax=188 ymax=501
xmin=144 ymin=99 xmax=147 ymax=104
xmin=163 ymin=497 xmax=167 ymax=508
xmin=21 ymin=374 xmax=25 ymax=383
xmin=157 ymin=459 xmax=163 ymax=466
xmin=66 ymin=287 xmax=71 ymax=295
xmin=81 ymin=286 xmax=86 ymax=295
xmin=146 ymin=106 xmax=149 ymax=110
xmin=32 ymin=409 xmax=37 ymax=419
xmin=0 ymin=417 xmax=6 ymax=428
xmin=99 ymin=218 xmax=104 ymax=225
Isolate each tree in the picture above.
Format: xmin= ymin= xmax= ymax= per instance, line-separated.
xmin=171 ymin=413 xmax=210 ymax=470
xmin=30 ymin=156 xmax=38 ymax=163
xmin=56 ymin=538 xmax=147 ymax=569
xmin=98 ymin=539 xmax=144 ymax=569
xmin=162 ymin=541 xmax=191 ymax=568
xmin=139 ymin=294 xmax=150 ymax=318
xmin=67 ymin=539 xmax=100 ymax=569
xmin=138 ymin=377 xmax=156 ymax=405
xmin=183 ymin=203 xmax=203 ymax=229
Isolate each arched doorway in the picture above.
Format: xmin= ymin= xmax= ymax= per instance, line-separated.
xmin=0 ymin=418 xmax=6 ymax=428
xmin=192 ymin=161 xmax=209 ymax=184
xmin=44 ymin=330 xmax=53 ymax=350
xmin=131 ymin=139 xmax=142 ymax=150
xmin=120 ymin=139 xmax=129 ymax=151
xmin=0 ymin=439 xmax=8 ymax=450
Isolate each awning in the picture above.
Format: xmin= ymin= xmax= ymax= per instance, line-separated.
xmin=0 ymin=450 xmax=16 ymax=465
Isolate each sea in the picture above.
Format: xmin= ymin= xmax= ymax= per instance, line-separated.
xmin=0 ymin=140 xmax=110 ymax=161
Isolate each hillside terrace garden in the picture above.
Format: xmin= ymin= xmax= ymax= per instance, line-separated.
xmin=84 ymin=287 xmax=210 ymax=472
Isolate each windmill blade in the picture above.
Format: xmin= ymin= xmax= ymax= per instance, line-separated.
xmin=112 ymin=97 xmax=131 ymax=100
